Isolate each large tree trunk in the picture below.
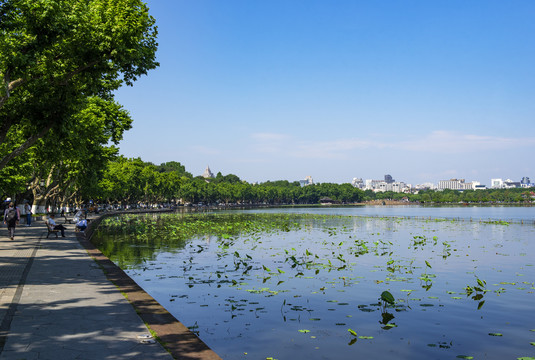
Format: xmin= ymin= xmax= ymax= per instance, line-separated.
xmin=31 ymin=193 xmax=47 ymax=214
xmin=28 ymin=167 xmax=61 ymax=214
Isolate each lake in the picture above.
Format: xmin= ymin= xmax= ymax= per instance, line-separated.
xmin=92 ymin=206 xmax=535 ymax=360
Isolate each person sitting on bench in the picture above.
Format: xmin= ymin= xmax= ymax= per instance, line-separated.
xmin=47 ymin=214 xmax=67 ymax=237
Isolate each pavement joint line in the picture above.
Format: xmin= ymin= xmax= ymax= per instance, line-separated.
xmin=0 ymin=223 xmax=175 ymax=360
xmin=0 ymin=212 xmax=223 ymax=360
xmin=0 ymin=233 xmax=41 ymax=354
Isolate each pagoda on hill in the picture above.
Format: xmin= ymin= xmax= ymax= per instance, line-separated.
xmin=202 ymin=165 xmax=214 ymax=179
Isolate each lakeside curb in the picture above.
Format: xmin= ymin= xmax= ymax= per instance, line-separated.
xmin=78 ymin=211 xmax=223 ymax=360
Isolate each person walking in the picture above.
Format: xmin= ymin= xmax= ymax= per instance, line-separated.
xmin=3 ymin=202 xmax=20 ymax=240
xmin=24 ymin=201 xmax=32 ymax=226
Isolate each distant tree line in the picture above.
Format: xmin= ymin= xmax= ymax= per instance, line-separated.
xmin=3 ymin=151 xmax=533 ymax=211
xmin=363 ymin=188 xmax=535 ymax=204
xmin=97 ymin=157 xmax=364 ymax=207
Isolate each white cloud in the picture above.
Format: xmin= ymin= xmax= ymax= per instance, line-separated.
xmin=398 ymin=130 xmax=535 ymax=153
xmin=249 ymin=130 xmax=535 ymax=160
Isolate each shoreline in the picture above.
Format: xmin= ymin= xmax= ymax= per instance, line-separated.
xmin=79 ymin=210 xmax=222 ymax=360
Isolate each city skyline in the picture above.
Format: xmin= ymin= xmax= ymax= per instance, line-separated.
xmin=114 ymin=1 xmax=535 ymax=185
xmin=198 ymin=166 xmax=532 ymax=190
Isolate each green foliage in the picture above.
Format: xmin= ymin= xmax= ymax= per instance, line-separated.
xmin=0 ymin=0 xmax=158 ymax=170
xmin=96 ymin=157 xmax=365 ymax=205
xmin=380 ymin=290 xmax=395 ymax=305
xmin=157 ymin=161 xmax=192 ymax=178
xmin=367 ymin=188 xmax=535 ymax=204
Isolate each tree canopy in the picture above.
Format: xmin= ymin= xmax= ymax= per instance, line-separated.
xmin=0 ymin=0 xmax=158 ymax=170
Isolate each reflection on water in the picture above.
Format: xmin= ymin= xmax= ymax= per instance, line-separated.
xmin=246 ymin=204 xmax=535 ymax=222
xmin=92 ymin=208 xmax=535 ymax=360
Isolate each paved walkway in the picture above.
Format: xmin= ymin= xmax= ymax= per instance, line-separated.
xmin=0 ymin=220 xmax=174 ymax=360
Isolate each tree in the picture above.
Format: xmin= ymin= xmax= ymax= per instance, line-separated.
xmin=213 ymin=172 xmax=241 ymax=184
xmin=157 ymin=161 xmax=192 ymax=178
xmin=0 ymin=0 xmax=158 ymax=170
xmin=99 ymin=157 xmax=147 ymax=205
xmin=26 ymin=96 xmax=132 ymax=212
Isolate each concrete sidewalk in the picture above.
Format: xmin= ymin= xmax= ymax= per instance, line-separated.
xmin=0 ymin=221 xmax=174 ymax=360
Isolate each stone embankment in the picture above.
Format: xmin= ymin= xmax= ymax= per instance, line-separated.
xmin=0 ymin=212 xmax=222 ymax=360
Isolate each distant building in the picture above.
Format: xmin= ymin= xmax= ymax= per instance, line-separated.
xmin=320 ymin=197 xmax=338 ymax=205
xmin=299 ymin=176 xmax=314 ymax=187
xmin=363 ymin=175 xmax=410 ymax=193
xmin=492 ymin=178 xmax=523 ymax=189
xmin=437 ymin=179 xmax=474 ymax=190
xmin=351 ymin=178 xmax=364 ymax=189
xmin=384 ymin=174 xmax=394 ymax=184
xmin=471 ymin=181 xmax=487 ymax=190
xmin=503 ymin=179 xmax=521 ymax=188
xmin=437 ymin=179 xmax=464 ymax=190
xmin=491 ymin=178 xmax=504 ymax=189
xmin=202 ymin=166 xmax=214 ymax=179
xmin=414 ymin=182 xmax=434 ymax=191
xmin=364 ymin=179 xmax=384 ymax=190
xmin=520 ymin=177 xmax=534 ymax=188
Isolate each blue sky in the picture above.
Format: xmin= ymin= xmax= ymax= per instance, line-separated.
xmin=115 ymin=0 xmax=535 ymax=185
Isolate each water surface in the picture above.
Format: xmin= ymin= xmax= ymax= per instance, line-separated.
xmin=93 ymin=207 xmax=535 ymax=359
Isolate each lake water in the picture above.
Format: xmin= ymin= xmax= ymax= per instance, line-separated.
xmin=245 ymin=204 xmax=535 ymax=223
xmin=92 ymin=206 xmax=535 ymax=360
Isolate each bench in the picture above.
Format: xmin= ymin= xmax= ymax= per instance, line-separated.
xmin=62 ymin=215 xmax=74 ymax=224
xmin=45 ymin=222 xmax=60 ymax=238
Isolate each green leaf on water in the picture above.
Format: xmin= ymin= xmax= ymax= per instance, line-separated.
xmin=348 ymin=328 xmax=357 ymax=337
xmin=381 ymin=291 xmax=395 ymax=305
xmin=358 ymin=336 xmax=374 ymax=339
xmin=298 ymin=329 xmax=310 ymax=333
xmin=425 ymin=260 xmax=432 ymax=268
xmin=517 ymin=357 xmax=535 ymax=360
xmin=488 ymin=332 xmax=503 ymax=336
xmin=456 ymin=356 xmax=474 ymax=359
